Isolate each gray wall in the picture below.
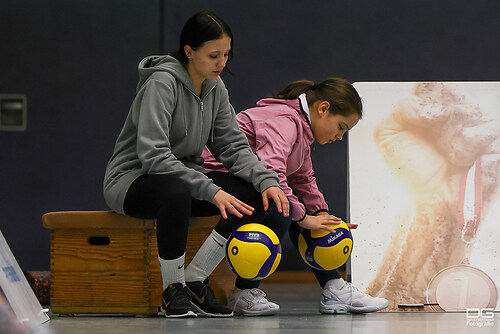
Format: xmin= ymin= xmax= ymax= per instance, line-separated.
xmin=1 ymin=0 xmax=499 ymax=271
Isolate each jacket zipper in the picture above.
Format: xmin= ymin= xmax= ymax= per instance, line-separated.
xmin=200 ymin=101 xmax=204 ymax=146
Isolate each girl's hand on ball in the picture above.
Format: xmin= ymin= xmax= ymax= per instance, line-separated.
xmin=297 ymin=215 xmax=340 ymax=232
xmin=213 ymin=189 xmax=255 ymax=219
xmin=315 ymin=212 xmax=358 ymax=229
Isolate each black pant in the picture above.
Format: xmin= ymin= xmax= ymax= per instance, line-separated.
xmin=123 ymin=171 xmax=338 ymax=289
xmin=123 ymin=171 xmax=290 ymax=260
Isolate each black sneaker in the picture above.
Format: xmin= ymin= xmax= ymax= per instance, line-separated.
xmin=162 ymin=283 xmax=197 ymax=318
xmin=186 ymin=278 xmax=233 ymax=317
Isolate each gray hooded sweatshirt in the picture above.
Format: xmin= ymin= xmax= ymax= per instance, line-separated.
xmin=103 ymin=55 xmax=279 ymax=214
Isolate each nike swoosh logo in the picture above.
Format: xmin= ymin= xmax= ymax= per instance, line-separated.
xmin=212 ymin=237 xmax=224 ymax=248
xmin=177 ymin=263 xmax=184 ymax=269
xmin=190 ymin=289 xmax=205 ymax=304
xmin=163 ymin=299 xmax=170 ymax=309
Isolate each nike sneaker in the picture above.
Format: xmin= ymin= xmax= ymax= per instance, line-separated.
xmin=161 ymin=283 xmax=197 ymax=318
xmin=186 ymin=278 xmax=233 ymax=317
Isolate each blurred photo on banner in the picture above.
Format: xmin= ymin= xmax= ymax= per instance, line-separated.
xmin=349 ymin=82 xmax=500 ymax=311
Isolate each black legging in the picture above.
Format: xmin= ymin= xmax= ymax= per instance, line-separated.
xmin=123 ymin=171 xmax=290 ymax=260
xmin=123 ymin=171 xmax=338 ymax=289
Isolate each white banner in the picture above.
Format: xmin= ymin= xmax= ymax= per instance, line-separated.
xmin=349 ymin=82 xmax=500 ymax=311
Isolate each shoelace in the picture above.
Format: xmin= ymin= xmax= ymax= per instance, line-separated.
xmin=171 ymin=286 xmax=192 ymax=304
xmin=345 ymin=282 xmax=360 ymax=292
xmin=344 ymin=282 xmax=359 ymax=306
xmin=248 ymin=288 xmax=266 ymax=302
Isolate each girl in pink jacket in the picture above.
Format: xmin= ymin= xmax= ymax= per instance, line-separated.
xmin=184 ymin=78 xmax=389 ymax=315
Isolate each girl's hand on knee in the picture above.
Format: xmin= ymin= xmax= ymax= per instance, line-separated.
xmin=212 ymin=189 xmax=255 ymax=219
xmin=262 ymin=187 xmax=289 ymax=217
xmin=297 ymin=214 xmax=342 ymax=232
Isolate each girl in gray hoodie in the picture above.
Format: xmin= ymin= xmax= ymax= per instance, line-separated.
xmin=103 ymin=11 xmax=289 ymax=318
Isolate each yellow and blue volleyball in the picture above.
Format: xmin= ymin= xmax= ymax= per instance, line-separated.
xmin=225 ymin=223 xmax=281 ymax=280
xmin=298 ymin=222 xmax=353 ymax=271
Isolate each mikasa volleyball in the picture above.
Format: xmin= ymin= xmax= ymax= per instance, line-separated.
xmin=298 ymin=221 xmax=353 ymax=271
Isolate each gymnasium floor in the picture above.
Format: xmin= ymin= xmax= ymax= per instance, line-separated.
xmin=39 ymin=282 xmax=499 ymax=334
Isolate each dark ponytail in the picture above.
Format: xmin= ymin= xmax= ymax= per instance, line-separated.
xmin=270 ymin=78 xmax=362 ymax=119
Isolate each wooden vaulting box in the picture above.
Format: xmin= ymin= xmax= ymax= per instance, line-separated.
xmin=42 ymin=211 xmax=234 ymax=315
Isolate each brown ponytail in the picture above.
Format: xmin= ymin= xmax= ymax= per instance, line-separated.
xmin=269 ymin=78 xmax=363 ymax=119
xmin=268 ymin=80 xmax=315 ymax=99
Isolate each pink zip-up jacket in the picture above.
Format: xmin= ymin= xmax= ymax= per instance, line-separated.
xmin=202 ymin=97 xmax=329 ymax=222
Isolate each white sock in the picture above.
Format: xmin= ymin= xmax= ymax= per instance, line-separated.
xmin=325 ymin=278 xmax=346 ymax=290
xmin=159 ymin=253 xmax=185 ymax=290
xmin=184 ymin=230 xmax=227 ymax=283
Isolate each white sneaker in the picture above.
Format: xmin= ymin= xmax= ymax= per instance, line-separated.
xmin=227 ymin=288 xmax=279 ymax=316
xmin=320 ymin=278 xmax=389 ymax=314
